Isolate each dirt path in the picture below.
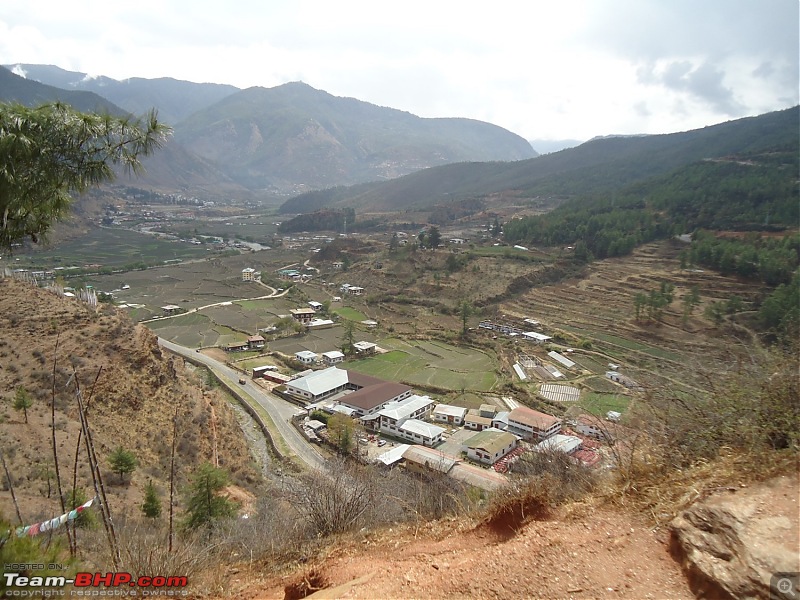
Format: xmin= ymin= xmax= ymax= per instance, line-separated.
xmin=222 ymin=504 xmax=692 ymax=599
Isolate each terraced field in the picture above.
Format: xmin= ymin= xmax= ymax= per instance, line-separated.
xmin=500 ymin=241 xmax=767 ymax=392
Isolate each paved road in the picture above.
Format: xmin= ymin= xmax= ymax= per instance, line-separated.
xmin=157 ymin=338 xmax=328 ymax=472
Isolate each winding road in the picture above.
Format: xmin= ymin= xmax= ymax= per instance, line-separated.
xmin=157 ymin=338 xmax=328 ymax=472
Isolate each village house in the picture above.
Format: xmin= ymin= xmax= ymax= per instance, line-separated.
xmin=295 ymin=350 xmax=318 ymax=366
xmin=241 ymin=268 xmax=257 ymax=281
xmin=432 ymin=404 xmax=467 ymax=426
xmin=247 ymin=335 xmax=265 ymax=350
xmin=492 ymin=411 xmax=510 ymax=430
xmin=377 ymin=395 xmax=442 ymax=446
xmin=339 ymin=381 xmax=412 ymax=419
xmin=252 ymin=365 xmax=278 ymax=378
xmin=308 ymin=301 xmax=323 ymax=311
xmin=340 ymin=284 xmax=364 ymax=296
xmin=306 ymin=318 xmax=335 ymax=329
xmin=353 ymin=341 xmax=377 ymax=355
xmin=321 ymin=350 xmax=345 ymax=365
xmin=290 ymin=307 xmax=317 ymax=323
xmin=506 ymin=406 xmax=561 ymax=442
xmin=462 ymin=428 xmax=519 ymax=465
xmin=224 ymin=341 xmax=249 ymax=352
xmin=464 ymin=410 xmax=493 ymax=432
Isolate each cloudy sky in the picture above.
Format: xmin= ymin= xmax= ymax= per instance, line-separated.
xmin=1 ymin=1 xmax=797 ymax=143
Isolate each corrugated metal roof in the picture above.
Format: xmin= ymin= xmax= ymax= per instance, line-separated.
xmin=340 ymin=381 xmax=411 ymax=411
xmin=379 ymin=395 xmax=433 ymax=421
xmin=463 ymin=429 xmax=517 ymax=455
xmin=288 ymin=366 xmax=348 ymax=395
xmin=548 ymin=351 xmax=576 ymax=369
xmin=401 ymin=419 xmax=445 ymax=439
xmin=377 ymin=444 xmax=411 ymax=466
xmin=402 ymin=446 xmax=458 ymax=472
xmin=433 ymin=404 xmax=467 ymax=417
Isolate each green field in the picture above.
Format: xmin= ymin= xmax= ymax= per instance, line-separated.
xmin=570 ymin=354 xmax=607 ymax=374
xmin=580 ymin=392 xmax=630 ymax=417
xmin=18 ymin=227 xmax=213 ymax=269
xmin=146 ymin=313 xmax=246 ymax=347
xmin=347 ymin=339 xmax=499 ymax=392
xmin=333 ymin=307 xmax=368 ymax=321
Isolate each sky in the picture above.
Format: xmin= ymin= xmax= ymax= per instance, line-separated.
xmin=1 ymin=0 xmax=797 ymax=143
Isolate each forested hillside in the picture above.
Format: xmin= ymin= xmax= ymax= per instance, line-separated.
xmin=279 ymin=106 xmax=799 ymax=214
xmin=502 ymin=151 xmax=799 ymax=258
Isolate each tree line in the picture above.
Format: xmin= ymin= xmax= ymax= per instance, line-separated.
xmin=502 ymin=152 xmax=798 ymax=261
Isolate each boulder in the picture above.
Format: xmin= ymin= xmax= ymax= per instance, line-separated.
xmin=670 ymin=474 xmax=799 ymax=599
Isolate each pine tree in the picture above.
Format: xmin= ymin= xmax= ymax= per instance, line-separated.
xmin=12 ymin=386 xmax=32 ymax=424
xmin=141 ymin=480 xmax=162 ymax=519
xmin=0 ymin=102 xmax=169 ymax=251
xmin=182 ymin=463 xmax=237 ymax=531
xmin=108 ymin=447 xmax=138 ymax=483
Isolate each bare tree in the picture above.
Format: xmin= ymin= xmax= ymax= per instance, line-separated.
xmin=284 ymin=459 xmax=376 ymax=536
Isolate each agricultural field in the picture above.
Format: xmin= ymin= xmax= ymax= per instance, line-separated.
xmin=18 ymin=225 xmax=775 ymax=414
xmin=500 ymin=241 xmax=769 ymax=393
xmin=347 ymin=338 xmax=499 ymax=392
xmin=17 ymin=227 xmax=213 ymax=269
xmin=146 ymin=312 xmax=244 ymax=347
xmin=332 ymin=306 xmax=368 ymax=321
xmin=579 ymin=392 xmax=632 ymax=417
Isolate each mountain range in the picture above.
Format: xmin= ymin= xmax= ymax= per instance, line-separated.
xmin=2 ymin=64 xmax=536 ymax=196
xmin=2 ymin=64 xmax=797 ymax=219
xmin=278 ymin=106 xmax=799 ymax=214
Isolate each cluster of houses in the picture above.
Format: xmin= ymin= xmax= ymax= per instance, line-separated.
xmin=294 ymin=340 xmax=376 ymax=367
xmin=286 ymin=366 xmax=601 ymax=480
xmin=225 ymin=334 xmax=267 ymax=353
xmin=277 ymin=267 xmax=315 ymax=282
xmin=478 ymin=319 xmax=552 ymax=344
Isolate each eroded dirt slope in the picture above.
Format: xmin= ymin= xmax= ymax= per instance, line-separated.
xmin=222 ymin=503 xmax=692 ymax=600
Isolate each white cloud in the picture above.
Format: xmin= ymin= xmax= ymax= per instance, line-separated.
xmin=0 ymin=0 xmax=796 ymax=140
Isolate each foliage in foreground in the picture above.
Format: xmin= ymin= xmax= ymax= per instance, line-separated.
xmin=0 ymin=101 xmax=170 ymax=251
xmin=0 ymin=515 xmax=70 ymax=592
xmin=182 ymin=463 xmax=238 ymax=531
xmin=615 ymin=346 xmax=799 ymax=519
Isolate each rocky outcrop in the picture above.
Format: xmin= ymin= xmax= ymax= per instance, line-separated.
xmin=670 ymin=474 xmax=799 ymax=599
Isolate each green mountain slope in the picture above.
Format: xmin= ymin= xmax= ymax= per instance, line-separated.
xmin=279 ymin=106 xmax=799 ymax=213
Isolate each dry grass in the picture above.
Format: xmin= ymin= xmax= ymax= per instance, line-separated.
xmin=481 ymin=450 xmax=599 ymax=537
xmin=0 ymin=278 xmax=260 ymax=530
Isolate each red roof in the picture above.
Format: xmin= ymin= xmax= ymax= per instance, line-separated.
xmin=508 ymin=406 xmax=560 ymax=430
